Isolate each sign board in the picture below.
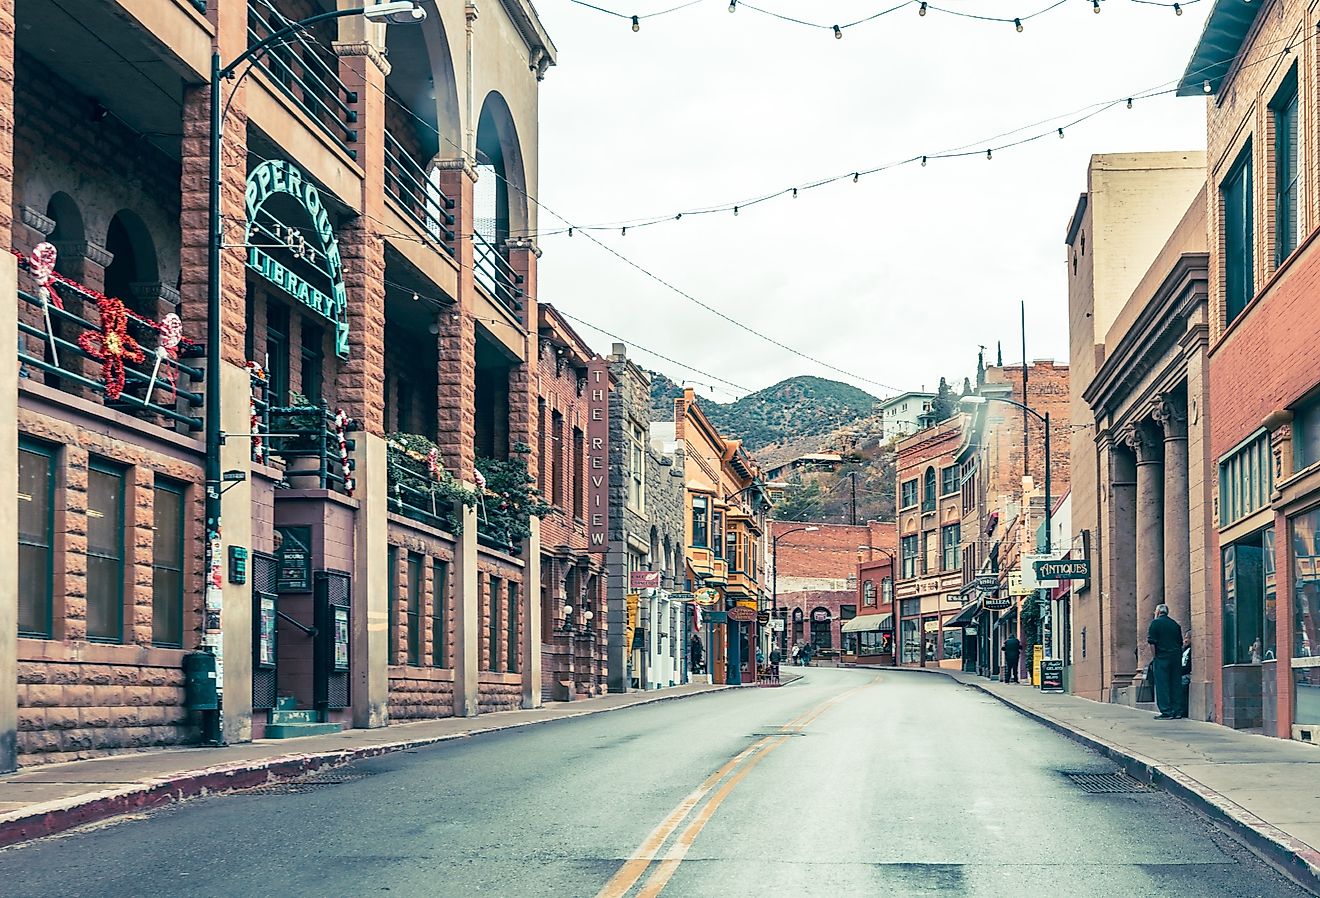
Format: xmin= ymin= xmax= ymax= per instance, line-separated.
xmin=694 ymin=588 xmax=721 ymax=606
xmin=228 ymin=546 xmax=248 ymax=585
xmin=1039 ymin=658 xmax=1064 ymax=693
xmin=586 ymin=358 xmax=610 ymax=552
xmin=1006 ymin=570 xmax=1031 ymax=597
xmin=245 ymin=160 xmax=349 ymax=358
xmin=757 ymin=610 xmax=771 ymax=624
xmin=769 ymin=618 xmax=785 ymax=632
xmin=973 ymin=574 xmax=999 ymax=590
xmin=812 ymin=609 xmax=831 ymax=622
xmin=669 ymin=591 xmax=696 ymax=602
xmin=982 ymin=595 xmax=1012 ymax=611
xmin=704 ymin=610 xmax=727 ymax=624
xmin=257 ymin=596 xmax=277 ymax=668
xmin=625 ymin=594 xmax=640 ymax=655
xmin=630 ymin=570 xmax=662 ymax=590
xmin=1034 ymin=558 xmax=1091 ymax=581
xmin=333 ymin=606 xmax=350 ymax=672
xmin=1022 ymin=552 xmax=1062 ymax=590
xmin=275 ymin=526 xmax=312 ymax=593
xmin=727 ymin=605 xmax=757 ymax=623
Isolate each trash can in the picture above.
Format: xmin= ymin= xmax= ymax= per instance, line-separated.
xmin=183 ymin=649 xmax=219 ymax=711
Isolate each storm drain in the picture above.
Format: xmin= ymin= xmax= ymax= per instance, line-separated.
xmin=237 ymin=767 xmax=369 ymax=795
xmin=1063 ymin=772 xmax=1150 ymax=793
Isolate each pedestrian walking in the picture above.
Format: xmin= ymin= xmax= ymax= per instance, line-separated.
xmin=689 ymin=634 xmax=704 ymax=675
xmin=1179 ymin=632 xmax=1192 ymax=720
xmin=790 ymin=644 xmax=801 ymax=666
xmin=1002 ymin=634 xmax=1021 ymax=683
xmin=802 ymin=643 xmax=814 ymax=666
xmin=1147 ymin=603 xmax=1184 ymax=720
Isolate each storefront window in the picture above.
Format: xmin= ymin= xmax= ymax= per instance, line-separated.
xmin=942 ymin=627 xmax=963 ymax=660
xmin=900 ymin=618 xmax=920 ymax=663
xmin=810 ymin=609 xmax=832 ymax=649
xmin=1222 ymin=528 xmax=1276 ymax=664
xmin=859 ymin=630 xmax=891 ymax=654
xmin=1290 ymin=509 xmax=1320 ymax=724
xmin=923 ymin=618 xmax=939 ymax=661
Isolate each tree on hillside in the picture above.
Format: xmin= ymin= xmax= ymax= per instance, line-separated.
xmin=931 ymin=377 xmax=957 ymax=423
xmin=771 ymin=474 xmax=825 ymax=521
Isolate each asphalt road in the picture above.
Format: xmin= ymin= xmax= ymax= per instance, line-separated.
xmin=0 ymin=667 xmax=1310 ymax=898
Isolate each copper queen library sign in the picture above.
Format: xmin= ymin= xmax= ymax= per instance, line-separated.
xmin=587 ymin=358 xmax=610 ymax=552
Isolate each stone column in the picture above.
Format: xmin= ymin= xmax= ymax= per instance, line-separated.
xmin=1155 ymin=396 xmax=1191 ymax=633
xmin=452 ymin=499 xmax=480 ymax=716
xmin=1126 ymin=420 xmax=1164 ymax=664
xmin=520 ymin=517 xmax=542 ymax=709
xmin=0 ymin=252 xmax=18 ymax=772
xmin=1104 ymin=435 xmax=1138 ymax=685
xmin=350 ymin=433 xmax=389 ymax=728
xmin=1181 ymin=318 xmax=1214 ymax=721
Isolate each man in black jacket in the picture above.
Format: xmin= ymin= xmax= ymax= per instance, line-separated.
xmin=1002 ymin=634 xmax=1021 ymax=683
xmin=1147 ymin=604 xmax=1183 ymax=719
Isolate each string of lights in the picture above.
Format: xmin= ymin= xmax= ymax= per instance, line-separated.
xmin=568 ymin=0 xmax=1201 ymax=37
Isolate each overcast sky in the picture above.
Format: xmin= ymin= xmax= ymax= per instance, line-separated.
xmin=531 ymin=0 xmax=1211 ymax=402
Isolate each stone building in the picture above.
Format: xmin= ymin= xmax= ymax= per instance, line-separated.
xmin=1 ymin=0 xmax=559 ymax=771
xmin=1178 ymin=0 xmax=1320 ymax=740
xmin=534 ymin=306 xmax=607 ymax=701
xmin=1070 ymin=170 xmax=1211 ymax=714
xmin=604 ymin=344 xmax=686 ymax=692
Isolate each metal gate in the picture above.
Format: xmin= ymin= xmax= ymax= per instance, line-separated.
xmin=314 ymin=569 xmax=352 ymax=713
xmin=251 ymin=551 xmax=279 ymax=710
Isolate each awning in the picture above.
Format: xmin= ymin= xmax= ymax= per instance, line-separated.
xmin=841 ymin=613 xmax=892 ymax=633
xmin=946 ymin=603 xmax=980 ymax=628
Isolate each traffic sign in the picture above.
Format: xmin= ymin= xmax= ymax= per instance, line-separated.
xmin=1033 ymin=559 xmax=1090 ymax=580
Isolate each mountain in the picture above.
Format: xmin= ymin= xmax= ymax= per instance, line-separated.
xmin=649 ymin=373 xmax=882 ymax=453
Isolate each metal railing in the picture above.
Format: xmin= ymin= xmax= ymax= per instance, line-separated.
xmin=247 ymin=0 xmax=359 ymax=156
xmin=472 ymin=231 xmax=524 ymax=320
xmin=384 ymin=130 xmax=456 ymax=256
xmin=249 ymin=368 xmax=271 ymax=464
xmin=17 ymin=288 xmax=205 ymax=431
xmin=266 ymin=403 xmax=356 ymax=494
xmin=387 ymin=453 xmax=459 ymax=533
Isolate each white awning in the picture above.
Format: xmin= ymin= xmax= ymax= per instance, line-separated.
xmin=841 ymin=613 xmax=893 ymax=633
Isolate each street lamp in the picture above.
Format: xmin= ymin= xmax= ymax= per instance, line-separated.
xmin=771 ymin=525 xmax=818 ymax=654
xmin=202 ymin=2 xmax=425 ymax=742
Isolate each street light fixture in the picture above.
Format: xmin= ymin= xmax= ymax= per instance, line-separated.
xmin=202 ymin=2 xmax=425 ymax=744
xmin=771 ymin=525 xmax=818 ymax=654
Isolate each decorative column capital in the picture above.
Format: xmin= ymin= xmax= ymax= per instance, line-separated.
xmin=1121 ymin=420 xmax=1162 ymax=464
xmin=333 ymin=40 xmax=391 ymax=76
xmin=1153 ymin=395 xmax=1188 ymax=441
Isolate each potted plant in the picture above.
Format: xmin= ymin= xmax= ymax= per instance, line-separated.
xmin=271 ymin=391 xmax=327 ymax=488
xmin=386 ymin=432 xmax=478 ymax=530
xmin=475 ymin=442 xmax=552 ymax=551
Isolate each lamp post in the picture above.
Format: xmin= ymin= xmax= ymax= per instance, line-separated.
xmin=202 ymin=2 xmax=424 ymax=742
xmin=960 ymin=394 xmax=1053 ymax=672
xmin=771 ymin=525 xmax=818 ymax=655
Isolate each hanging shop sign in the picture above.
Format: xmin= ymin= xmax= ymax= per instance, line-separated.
xmin=245 ymin=159 xmax=349 ymax=358
xmin=1007 ymin=571 xmax=1032 ymax=597
xmin=727 ymin=605 xmax=757 ymax=623
xmin=586 ymin=357 xmax=610 ymax=552
xmin=694 ymin=587 xmax=721 ymax=606
xmin=973 ymin=574 xmax=999 ymax=591
xmin=1034 ymin=558 xmax=1091 ymax=581
xmin=982 ymin=595 xmax=1012 ymax=610
xmin=630 ymin=570 xmax=662 ymax=590
xmin=812 ymin=609 xmax=831 ymax=622
xmin=669 ymin=591 xmax=696 ymax=602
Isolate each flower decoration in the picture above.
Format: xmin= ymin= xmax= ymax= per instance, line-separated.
xmin=78 ymin=296 xmax=146 ymax=400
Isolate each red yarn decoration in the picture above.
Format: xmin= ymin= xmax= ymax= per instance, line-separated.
xmin=78 ymin=296 xmax=146 ymax=400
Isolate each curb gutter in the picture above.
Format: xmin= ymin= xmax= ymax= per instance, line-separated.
xmin=943 ymin=671 xmax=1320 ymax=895
xmin=0 ymin=684 xmax=733 ymax=850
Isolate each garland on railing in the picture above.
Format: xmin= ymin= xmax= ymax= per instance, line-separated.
xmin=77 ymin=295 xmax=145 ymax=401
xmin=475 ymin=443 xmax=552 ymax=547
xmin=333 ymin=410 xmax=354 ymax=496
xmin=386 ymin=433 xmax=479 ymax=529
xmin=247 ymin=361 xmax=267 ymax=464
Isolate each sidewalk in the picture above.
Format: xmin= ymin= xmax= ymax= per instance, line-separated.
xmin=928 ymin=667 xmax=1320 ymax=893
xmin=0 ymin=682 xmax=729 ymax=849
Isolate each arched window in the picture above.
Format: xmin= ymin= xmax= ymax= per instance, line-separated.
xmin=923 ymin=466 xmax=937 ymax=511
xmin=810 ymin=608 xmax=833 ymax=649
xmin=863 ymin=580 xmax=877 ymax=606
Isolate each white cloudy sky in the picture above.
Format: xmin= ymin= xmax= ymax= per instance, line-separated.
xmin=531 ymin=0 xmax=1212 ymax=402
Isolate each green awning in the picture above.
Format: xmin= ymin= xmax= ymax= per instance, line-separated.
xmin=841 ymin=613 xmax=892 ymax=633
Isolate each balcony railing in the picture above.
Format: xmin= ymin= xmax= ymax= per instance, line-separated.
xmin=266 ymin=402 xmax=356 ymax=495
xmin=473 ymin=231 xmax=524 ymax=321
xmin=248 ymin=0 xmax=359 ymax=156
xmin=383 ymin=130 xmax=456 ymax=256
xmin=386 ymin=438 xmax=460 ymax=533
xmin=16 ymin=282 xmax=205 ymax=432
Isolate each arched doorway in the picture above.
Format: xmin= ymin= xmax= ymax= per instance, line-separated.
xmin=810 ymin=607 xmax=833 ymax=650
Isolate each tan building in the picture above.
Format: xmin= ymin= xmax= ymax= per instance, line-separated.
xmin=1065 ymin=154 xmax=1208 ymax=709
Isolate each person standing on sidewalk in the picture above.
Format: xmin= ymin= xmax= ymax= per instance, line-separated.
xmin=1179 ymin=632 xmax=1192 ymax=720
xmin=1147 ymin=604 xmax=1183 ymax=719
xmin=1002 ymin=634 xmax=1021 ymax=683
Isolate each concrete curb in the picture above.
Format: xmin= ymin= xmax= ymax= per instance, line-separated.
xmin=931 ymin=669 xmax=1320 ymax=895
xmin=0 ymin=684 xmax=734 ymax=850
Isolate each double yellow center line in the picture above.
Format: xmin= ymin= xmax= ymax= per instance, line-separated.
xmin=596 ymin=676 xmax=879 ymax=898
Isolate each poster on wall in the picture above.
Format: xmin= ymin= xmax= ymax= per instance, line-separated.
xmin=276 ymin=526 xmax=313 ymax=593
xmin=333 ymin=607 xmax=350 ymax=672
xmin=258 ymin=596 xmax=277 ymax=667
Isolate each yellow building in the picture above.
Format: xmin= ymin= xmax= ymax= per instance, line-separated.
xmin=673 ymin=390 xmax=768 ymax=685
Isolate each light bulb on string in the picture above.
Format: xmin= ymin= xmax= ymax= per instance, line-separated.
xmin=921 ymin=156 xmax=927 ymax=167
xmin=621 ymin=226 xmax=627 ymax=236
xmin=833 ymin=24 xmax=842 ymax=38
xmin=1126 ymin=97 xmax=1133 ymax=109
xmin=1203 ymin=79 xmax=1212 ymax=93
xmin=1173 ymin=2 xmax=1182 ymax=13
xmin=918 ymin=1 xmax=927 ymax=15
xmin=792 ymin=188 xmax=798 ymax=198
xmin=986 ymin=148 xmax=992 ymax=160
xmin=852 ymin=172 xmax=859 ymax=183
xmin=733 ymin=206 xmax=739 ymax=216
xmin=1014 ymin=17 xmax=1023 ymax=31
xmin=675 ymin=213 xmax=682 ymax=220
xmin=567 ymin=227 xmax=573 ymax=237
xmin=1058 ymin=127 xmax=1064 ymax=138
xmin=1092 ymin=0 xmax=1101 ymax=12
xmin=631 ymin=15 xmax=640 ymax=31
xmin=728 ymin=0 xmax=736 ymax=10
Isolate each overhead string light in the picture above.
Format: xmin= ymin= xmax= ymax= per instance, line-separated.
xmin=833 ymin=24 xmax=843 ymax=38
xmin=1015 ymin=17 xmax=1024 ymax=31
xmin=631 ymin=14 xmax=640 ymax=30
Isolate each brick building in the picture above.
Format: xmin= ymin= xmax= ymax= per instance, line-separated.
xmin=1066 ymin=157 xmax=1211 ymax=711
xmin=845 ymin=554 xmax=897 ymax=663
xmin=769 ymin=520 xmax=895 ymax=658
xmin=1178 ymin=0 xmax=1320 ymax=740
xmin=1 ymin=0 xmax=562 ymax=770
xmin=605 ymin=343 xmax=686 ymax=692
xmin=534 ymin=306 xmax=607 ymax=701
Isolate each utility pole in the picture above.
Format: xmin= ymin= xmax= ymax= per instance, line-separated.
xmin=850 ymin=471 xmax=857 ymax=526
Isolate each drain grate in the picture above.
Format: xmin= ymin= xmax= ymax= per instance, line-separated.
xmin=238 ymin=767 xmax=368 ymax=795
xmin=1063 ymin=772 xmax=1149 ymax=793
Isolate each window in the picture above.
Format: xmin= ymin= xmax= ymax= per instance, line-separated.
xmin=900 ymin=479 xmax=918 ymax=509
xmin=537 ymin=399 xmax=547 ymax=494
xmin=87 ymin=461 xmax=125 ymax=642
xmin=1222 ymin=145 xmax=1254 ymax=324
xmin=572 ymin=427 xmax=585 ymax=519
xmin=863 ymin=580 xmax=877 ymax=607
xmin=942 ymin=523 xmax=961 ymax=572
xmin=1219 ymin=432 xmax=1272 ymax=525
xmin=1273 ymin=72 xmax=1300 ymax=266
xmin=810 ymin=609 xmax=832 ymax=649
xmin=18 ymin=441 xmax=55 ymax=638
xmin=300 ymin=322 xmax=323 ymax=402
xmin=388 ymin=547 xmax=398 ymax=660
xmin=487 ymin=575 xmax=501 ymax=672
xmin=1222 ymin=527 xmax=1277 ymax=664
xmin=266 ymin=301 xmax=290 ymax=405
xmin=506 ymin=581 xmax=519 ymax=673
xmin=152 ymin=480 xmax=186 ymax=647
xmin=1289 ymin=509 xmax=1320 ymax=724
xmin=882 ymin=577 xmax=893 ymax=604
xmin=406 ymin=552 xmax=423 ymax=665
xmin=726 ymin=530 xmax=739 ymax=570
xmin=628 ymin=422 xmax=645 ymax=512
xmin=900 ymin=534 xmax=919 ymax=578
xmin=1293 ymin=393 xmax=1320 ymax=472
xmin=922 ymin=468 xmax=937 ymax=512
xmin=940 ymin=466 xmax=959 ymax=495
xmin=712 ymin=511 xmax=724 ymax=559
xmin=551 ymin=411 xmax=564 ymax=506
xmin=432 ymin=559 xmax=449 ymax=667
xmin=692 ymin=495 xmax=709 ymax=548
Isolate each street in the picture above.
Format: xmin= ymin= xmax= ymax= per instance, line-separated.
xmin=0 ymin=668 xmax=1308 ymax=898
